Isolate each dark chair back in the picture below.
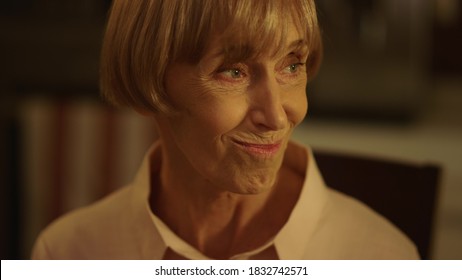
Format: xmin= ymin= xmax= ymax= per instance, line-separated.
xmin=313 ymin=149 xmax=441 ymax=259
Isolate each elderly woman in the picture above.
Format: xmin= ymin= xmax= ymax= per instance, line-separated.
xmin=32 ymin=0 xmax=418 ymax=259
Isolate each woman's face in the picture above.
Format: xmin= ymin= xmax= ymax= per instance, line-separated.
xmin=157 ymin=23 xmax=309 ymax=195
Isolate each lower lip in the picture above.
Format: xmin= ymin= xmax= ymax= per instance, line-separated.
xmin=234 ymin=141 xmax=282 ymax=156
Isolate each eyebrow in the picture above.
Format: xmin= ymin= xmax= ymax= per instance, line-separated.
xmin=204 ymin=38 xmax=309 ymax=66
xmin=287 ymin=39 xmax=308 ymax=49
xmin=285 ymin=39 xmax=309 ymax=53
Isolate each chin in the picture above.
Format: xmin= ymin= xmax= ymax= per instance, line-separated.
xmin=241 ymin=185 xmax=273 ymax=195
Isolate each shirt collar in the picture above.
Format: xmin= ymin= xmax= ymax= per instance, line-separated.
xmin=274 ymin=141 xmax=329 ymax=259
xmin=131 ymin=140 xmax=329 ymax=259
xmin=130 ymin=141 xmax=167 ymax=259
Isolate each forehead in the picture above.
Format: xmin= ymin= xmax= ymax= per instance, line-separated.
xmin=203 ymin=21 xmax=308 ymax=64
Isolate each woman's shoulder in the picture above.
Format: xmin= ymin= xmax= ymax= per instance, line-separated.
xmin=31 ymin=185 xmax=138 ymax=259
xmin=310 ymin=188 xmax=420 ymax=259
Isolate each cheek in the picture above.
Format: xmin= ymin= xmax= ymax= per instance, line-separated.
xmin=287 ymin=86 xmax=308 ymax=125
xmin=191 ymin=96 xmax=249 ymax=137
xmin=298 ymin=93 xmax=308 ymax=122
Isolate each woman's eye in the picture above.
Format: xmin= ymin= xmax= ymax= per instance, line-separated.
xmin=285 ymin=63 xmax=304 ymax=74
xmin=215 ymin=65 xmax=248 ymax=82
xmin=224 ymin=69 xmax=243 ymax=79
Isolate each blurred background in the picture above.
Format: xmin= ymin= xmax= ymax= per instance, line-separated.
xmin=1 ymin=0 xmax=461 ymax=259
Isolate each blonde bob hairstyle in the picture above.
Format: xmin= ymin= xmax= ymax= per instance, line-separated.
xmin=100 ymin=0 xmax=323 ymax=113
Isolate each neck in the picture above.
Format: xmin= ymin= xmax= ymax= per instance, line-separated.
xmin=150 ymin=140 xmax=282 ymax=259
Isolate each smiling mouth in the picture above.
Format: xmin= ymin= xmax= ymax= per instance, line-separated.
xmin=233 ymin=140 xmax=282 ymax=156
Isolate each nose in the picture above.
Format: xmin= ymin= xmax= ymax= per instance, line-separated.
xmin=248 ymin=74 xmax=287 ymax=131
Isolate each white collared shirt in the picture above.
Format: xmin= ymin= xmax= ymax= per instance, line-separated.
xmin=32 ymin=141 xmax=419 ymax=259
